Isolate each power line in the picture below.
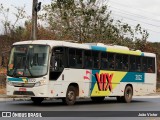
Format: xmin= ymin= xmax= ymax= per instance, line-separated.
xmin=111 ymin=16 xmax=160 ymax=33
xmin=123 ymin=22 xmax=160 ymax=33
xmin=111 ymin=13 xmax=160 ymax=28
xmin=109 ymin=6 xmax=160 ymax=23
xmin=107 ymin=1 xmax=160 ymax=33
xmin=108 ymin=0 xmax=160 ymax=17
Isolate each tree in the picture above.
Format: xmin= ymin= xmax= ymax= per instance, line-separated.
xmin=41 ymin=0 xmax=148 ymax=48
xmin=134 ymin=24 xmax=149 ymax=50
xmin=0 ymin=4 xmax=27 ymax=59
xmin=0 ymin=4 xmax=26 ymax=36
xmin=41 ymin=0 xmax=113 ymax=42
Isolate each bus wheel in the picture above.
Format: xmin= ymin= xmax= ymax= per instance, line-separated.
xmin=31 ymin=97 xmax=44 ymax=104
xmin=62 ymin=86 xmax=76 ymax=105
xmin=91 ymin=97 xmax=105 ymax=102
xmin=122 ymin=85 xmax=133 ymax=103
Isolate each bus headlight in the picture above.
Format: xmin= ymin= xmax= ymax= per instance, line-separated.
xmin=34 ymin=80 xmax=46 ymax=87
xmin=7 ymin=80 xmax=13 ymax=86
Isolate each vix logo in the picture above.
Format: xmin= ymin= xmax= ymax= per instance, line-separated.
xmin=95 ymin=72 xmax=113 ymax=92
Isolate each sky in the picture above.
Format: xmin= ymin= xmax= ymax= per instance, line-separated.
xmin=108 ymin=0 xmax=160 ymax=42
xmin=0 ymin=0 xmax=160 ymax=42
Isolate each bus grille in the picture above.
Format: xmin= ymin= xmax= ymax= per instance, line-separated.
xmin=13 ymin=91 xmax=35 ymax=96
xmin=13 ymin=82 xmax=35 ymax=87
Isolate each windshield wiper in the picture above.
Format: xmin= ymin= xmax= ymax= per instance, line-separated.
xmin=23 ymin=60 xmax=33 ymax=77
xmin=12 ymin=57 xmax=23 ymax=77
xmin=23 ymin=47 xmax=33 ymax=77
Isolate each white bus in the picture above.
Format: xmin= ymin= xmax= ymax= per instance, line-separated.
xmin=7 ymin=40 xmax=156 ymax=105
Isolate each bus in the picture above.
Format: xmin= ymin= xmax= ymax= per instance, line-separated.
xmin=6 ymin=40 xmax=156 ymax=105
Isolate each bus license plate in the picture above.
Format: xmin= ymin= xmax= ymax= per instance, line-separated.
xmin=19 ymin=88 xmax=26 ymax=91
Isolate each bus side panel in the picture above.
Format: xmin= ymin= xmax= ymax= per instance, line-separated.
xmin=47 ymin=71 xmax=156 ymax=98
xmin=144 ymin=73 xmax=156 ymax=94
xmin=48 ymin=69 xmax=91 ymax=98
xmin=90 ymin=70 xmax=128 ymax=97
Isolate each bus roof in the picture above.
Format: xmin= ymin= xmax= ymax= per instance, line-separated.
xmin=13 ymin=40 xmax=156 ymax=57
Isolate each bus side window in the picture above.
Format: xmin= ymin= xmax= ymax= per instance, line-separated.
xmin=101 ymin=52 xmax=108 ymax=69
xmin=147 ymin=57 xmax=155 ymax=73
xmin=50 ymin=53 xmax=57 ymax=71
xmin=136 ymin=56 xmax=142 ymax=72
xmin=108 ymin=53 xmax=115 ymax=70
xmin=130 ymin=55 xmax=136 ymax=71
xmin=147 ymin=66 xmax=153 ymax=73
xmin=142 ymin=57 xmax=147 ymax=72
xmin=76 ymin=49 xmax=82 ymax=68
xmin=69 ymin=48 xmax=76 ymax=68
xmin=122 ymin=55 xmax=129 ymax=71
xmin=50 ymin=47 xmax=65 ymax=80
xmin=52 ymin=47 xmax=64 ymax=71
xmin=93 ymin=51 xmax=100 ymax=69
xmin=84 ymin=50 xmax=92 ymax=69
xmin=115 ymin=54 xmax=123 ymax=70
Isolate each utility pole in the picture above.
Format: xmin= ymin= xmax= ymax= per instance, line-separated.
xmin=31 ymin=0 xmax=41 ymax=40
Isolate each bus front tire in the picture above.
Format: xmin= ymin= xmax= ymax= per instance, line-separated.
xmin=122 ymin=85 xmax=133 ymax=103
xmin=62 ymin=86 xmax=76 ymax=105
xmin=31 ymin=97 xmax=44 ymax=104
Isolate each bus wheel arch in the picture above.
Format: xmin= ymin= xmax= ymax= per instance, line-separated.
xmin=68 ymin=83 xmax=79 ymax=96
xmin=62 ymin=83 xmax=79 ymax=105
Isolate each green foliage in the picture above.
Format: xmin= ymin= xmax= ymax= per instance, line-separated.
xmin=41 ymin=0 xmax=149 ymax=49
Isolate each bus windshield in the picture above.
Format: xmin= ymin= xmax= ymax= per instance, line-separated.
xmin=7 ymin=45 xmax=50 ymax=78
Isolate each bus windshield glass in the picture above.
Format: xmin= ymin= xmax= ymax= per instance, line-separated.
xmin=7 ymin=45 xmax=50 ymax=77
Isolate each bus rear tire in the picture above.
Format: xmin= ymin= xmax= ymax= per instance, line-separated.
xmin=91 ymin=97 xmax=105 ymax=102
xmin=31 ymin=97 xmax=44 ymax=104
xmin=62 ymin=86 xmax=76 ymax=105
xmin=122 ymin=85 xmax=133 ymax=103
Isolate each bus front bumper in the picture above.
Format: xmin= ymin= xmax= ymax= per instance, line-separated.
xmin=6 ymin=85 xmax=49 ymax=97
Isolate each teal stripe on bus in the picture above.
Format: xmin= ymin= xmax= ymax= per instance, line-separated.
xmin=8 ymin=78 xmax=24 ymax=82
xmin=141 ymin=53 xmax=144 ymax=56
xmin=121 ymin=72 xmax=145 ymax=82
xmin=91 ymin=46 xmax=106 ymax=51
xmin=90 ymin=70 xmax=100 ymax=95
